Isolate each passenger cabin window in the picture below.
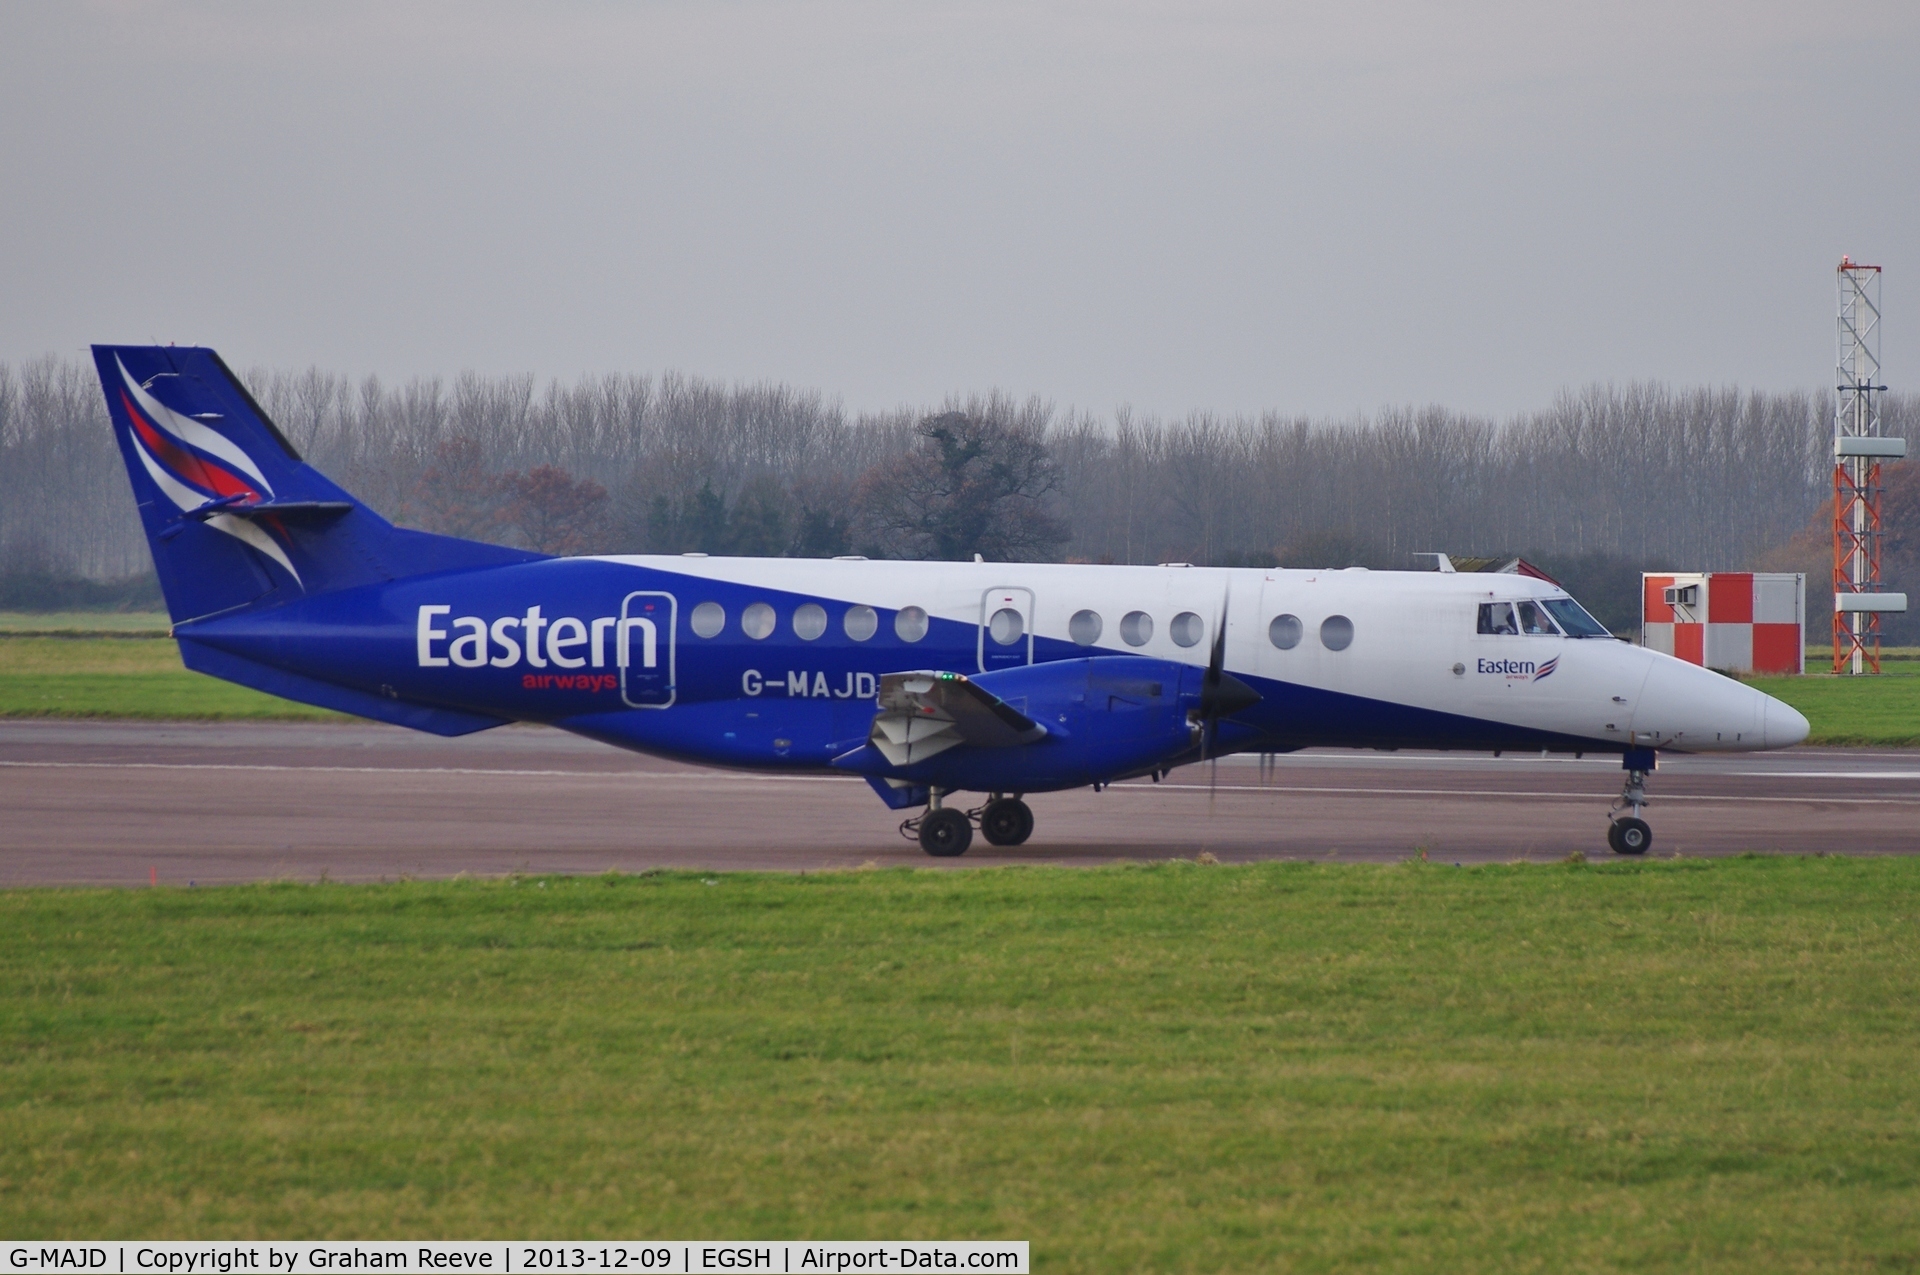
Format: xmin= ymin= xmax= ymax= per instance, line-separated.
xmin=689 ymin=601 xmax=725 ymax=638
xmin=741 ymin=602 xmax=776 ymax=640
xmin=793 ymin=603 xmax=828 ymax=640
xmin=894 ymin=606 xmax=929 ymax=643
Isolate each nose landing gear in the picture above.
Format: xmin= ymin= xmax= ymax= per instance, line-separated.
xmin=901 ymin=792 xmax=1035 ymax=855
xmin=1608 ymin=816 xmax=1652 ymax=855
xmin=1607 ymin=749 xmax=1655 ymax=855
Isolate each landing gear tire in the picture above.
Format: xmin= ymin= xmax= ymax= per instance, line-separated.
xmin=1608 ymin=817 xmax=1652 ymax=856
xmin=919 ymin=807 xmax=973 ymax=857
xmin=1608 ymin=751 xmax=1656 ymax=857
xmin=979 ymin=797 xmax=1034 ymax=847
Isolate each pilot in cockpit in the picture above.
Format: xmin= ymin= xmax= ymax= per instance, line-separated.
xmin=1477 ymin=602 xmax=1519 ymax=635
xmin=1516 ymin=600 xmax=1558 ymax=635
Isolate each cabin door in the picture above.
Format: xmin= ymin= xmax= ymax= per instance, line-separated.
xmin=978 ymin=586 xmax=1036 ymax=672
xmin=619 ymin=590 xmax=678 ymax=709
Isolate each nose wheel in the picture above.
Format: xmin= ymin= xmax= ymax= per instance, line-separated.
xmin=1606 ymin=749 xmax=1655 ymax=855
xmin=1607 ymin=817 xmax=1651 ymax=855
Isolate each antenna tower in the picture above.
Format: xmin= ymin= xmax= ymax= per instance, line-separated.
xmin=1832 ymin=258 xmax=1906 ymax=673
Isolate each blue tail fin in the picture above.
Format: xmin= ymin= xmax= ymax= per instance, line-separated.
xmin=95 ymin=345 xmax=543 ymax=624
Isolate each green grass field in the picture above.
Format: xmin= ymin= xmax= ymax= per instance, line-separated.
xmin=0 ymin=633 xmax=344 ymax=721
xmin=0 ymin=611 xmax=171 ymax=635
xmin=4 ymin=860 xmax=1919 ymax=1268
xmin=1745 ymin=661 xmax=1920 ymax=746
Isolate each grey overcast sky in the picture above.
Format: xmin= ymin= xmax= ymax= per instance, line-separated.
xmin=2 ymin=1 xmax=1915 ymax=418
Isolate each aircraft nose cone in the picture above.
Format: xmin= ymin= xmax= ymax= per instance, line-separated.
xmin=1763 ymin=695 xmax=1810 ymax=748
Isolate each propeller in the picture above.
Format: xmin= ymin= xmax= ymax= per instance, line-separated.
xmin=1196 ymin=593 xmax=1262 ymax=811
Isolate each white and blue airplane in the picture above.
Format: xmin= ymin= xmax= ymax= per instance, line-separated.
xmin=95 ymin=344 xmax=1810 ymax=857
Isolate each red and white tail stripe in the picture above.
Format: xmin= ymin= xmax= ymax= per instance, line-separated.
xmin=117 ymin=356 xmax=302 ymax=585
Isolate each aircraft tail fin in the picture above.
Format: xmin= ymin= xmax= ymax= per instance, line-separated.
xmin=94 ymin=344 xmax=543 ymax=625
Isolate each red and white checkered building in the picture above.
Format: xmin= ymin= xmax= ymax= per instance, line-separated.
xmin=1642 ymin=573 xmax=1805 ymax=675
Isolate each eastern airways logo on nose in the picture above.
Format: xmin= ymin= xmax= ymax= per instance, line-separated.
xmin=1477 ymin=655 xmax=1558 ymax=681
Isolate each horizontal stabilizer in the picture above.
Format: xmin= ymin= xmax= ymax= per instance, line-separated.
xmin=185 ymin=498 xmax=356 ymax=522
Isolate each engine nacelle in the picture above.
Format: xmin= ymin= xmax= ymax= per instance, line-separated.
xmin=833 ymin=656 xmax=1208 ymax=795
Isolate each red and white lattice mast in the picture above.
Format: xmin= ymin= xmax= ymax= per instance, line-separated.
xmin=1832 ymin=258 xmax=1906 ymax=674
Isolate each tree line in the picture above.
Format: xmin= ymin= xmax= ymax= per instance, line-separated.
xmin=1 ymin=352 xmax=1913 ymax=636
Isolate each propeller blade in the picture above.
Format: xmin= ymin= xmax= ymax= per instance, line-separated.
xmin=1207 ymin=597 xmax=1229 ymax=685
xmin=1196 ymin=591 xmax=1260 ymax=757
xmin=1190 ymin=587 xmax=1261 ymax=789
xmin=1205 ymin=595 xmax=1228 ymax=821
xmin=1201 ymin=596 xmax=1229 ymax=760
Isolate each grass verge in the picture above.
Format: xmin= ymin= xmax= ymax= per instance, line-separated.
xmin=0 ymin=635 xmax=344 ymax=721
xmin=4 ymin=859 xmax=1919 ymax=1269
xmin=1748 ymin=660 xmax=1920 ymax=746
xmin=0 ymin=611 xmax=170 ymax=635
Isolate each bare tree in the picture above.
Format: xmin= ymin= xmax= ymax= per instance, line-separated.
xmin=500 ymin=465 xmax=609 ymax=555
xmin=409 ymin=437 xmax=507 ymax=541
xmin=11 ymin=348 xmax=1916 ymax=637
xmin=856 ymin=402 xmax=1068 ymax=561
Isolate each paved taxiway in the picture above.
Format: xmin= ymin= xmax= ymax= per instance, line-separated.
xmin=1 ymin=720 xmax=1905 ymax=884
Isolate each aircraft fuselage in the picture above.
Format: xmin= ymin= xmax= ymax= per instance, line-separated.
xmin=178 ymin=554 xmax=1806 ymax=776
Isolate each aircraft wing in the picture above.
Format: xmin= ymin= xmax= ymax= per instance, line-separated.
xmin=856 ymin=670 xmax=1049 ymax=769
xmin=877 ymin=671 xmax=1048 ymax=747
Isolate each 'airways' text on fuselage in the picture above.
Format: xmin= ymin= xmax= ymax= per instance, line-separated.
xmin=416 ymin=605 xmax=657 ymax=671
xmin=743 ymin=669 xmax=879 ymax=700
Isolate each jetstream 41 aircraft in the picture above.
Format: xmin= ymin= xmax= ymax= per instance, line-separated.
xmin=96 ymin=344 xmax=1810 ymax=857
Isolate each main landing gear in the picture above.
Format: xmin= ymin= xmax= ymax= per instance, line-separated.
xmin=917 ymin=807 xmax=972 ymax=856
xmin=979 ymin=796 xmax=1035 ymax=847
xmin=1607 ymin=749 xmax=1655 ymax=855
xmin=901 ymin=792 xmax=1035 ymax=856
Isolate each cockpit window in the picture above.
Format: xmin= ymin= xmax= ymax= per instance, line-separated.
xmin=1541 ymin=596 xmax=1612 ymax=638
xmin=1477 ymin=602 xmax=1517 ymax=635
xmin=1515 ymin=600 xmax=1560 ymax=635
